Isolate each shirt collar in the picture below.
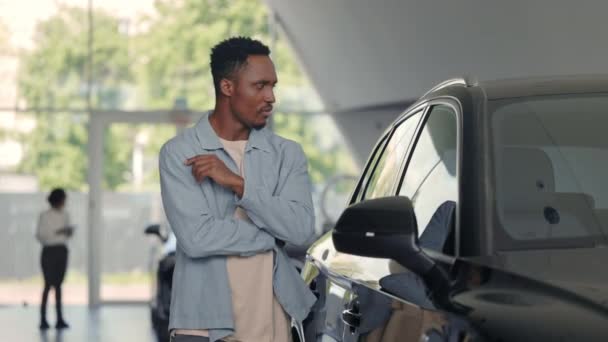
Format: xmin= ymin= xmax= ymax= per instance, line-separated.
xmin=195 ymin=111 xmax=272 ymax=153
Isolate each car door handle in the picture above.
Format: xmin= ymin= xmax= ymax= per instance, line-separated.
xmin=341 ymin=308 xmax=361 ymax=329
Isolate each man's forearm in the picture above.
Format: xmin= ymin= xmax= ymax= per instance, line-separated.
xmin=237 ymin=182 xmax=315 ymax=246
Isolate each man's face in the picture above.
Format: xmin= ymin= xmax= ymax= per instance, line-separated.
xmin=228 ymin=55 xmax=277 ymax=129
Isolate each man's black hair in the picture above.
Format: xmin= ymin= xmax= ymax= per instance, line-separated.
xmin=48 ymin=188 xmax=66 ymax=208
xmin=210 ymin=36 xmax=270 ymax=94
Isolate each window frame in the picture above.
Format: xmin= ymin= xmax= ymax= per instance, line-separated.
xmin=395 ymin=98 xmax=463 ymax=257
xmin=351 ymin=133 xmax=389 ymax=205
xmin=350 ymin=103 xmax=427 ymax=205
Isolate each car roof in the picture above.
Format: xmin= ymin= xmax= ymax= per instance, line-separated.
xmin=419 ymin=75 xmax=608 ymax=103
xmin=396 ymin=75 xmax=608 ymax=125
xmin=478 ymin=75 xmax=608 ymax=100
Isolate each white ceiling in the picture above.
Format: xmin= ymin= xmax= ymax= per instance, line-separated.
xmin=266 ymin=0 xmax=608 ymax=112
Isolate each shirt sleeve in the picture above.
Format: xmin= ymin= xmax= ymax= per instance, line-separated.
xmin=236 ymin=142 xmax=316 ymax=247
xmin=159 ymin=142 xmax=276 ymax=258
xmin=65 ymin=212 xmax=74 ymax=238
xmin=35 ymin=213 xmax=44 ymax=244
xmin=36 ymin=212 xmax=55 ymax=245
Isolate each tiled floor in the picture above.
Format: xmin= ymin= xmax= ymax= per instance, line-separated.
xmin=0 ymin=305 xmax=158 ymax=342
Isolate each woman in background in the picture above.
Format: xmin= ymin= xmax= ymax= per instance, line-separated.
xmin=36 ymin=188 xmax=73 ymax=330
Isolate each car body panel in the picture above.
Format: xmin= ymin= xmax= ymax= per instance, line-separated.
xmin=450 ymin=255 xmax=608 ymax=340
xmin=302 ymin=233 xmax=482 ymax=341
xmin=299 ymin=76 xmax=608 ymax=342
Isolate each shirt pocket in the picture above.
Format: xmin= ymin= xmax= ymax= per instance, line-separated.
xmin=249 ymin=151 xmax=280 ymax=195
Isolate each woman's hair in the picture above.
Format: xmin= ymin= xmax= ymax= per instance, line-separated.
xmin=48 ymin=188 xmax=67 ymax=208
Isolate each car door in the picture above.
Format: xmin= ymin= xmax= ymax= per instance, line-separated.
xmin=364 ymin=102 xmax=467 ymax=340
xmin=307 ymin=101 xmax=472 ymax=342
xmin=301 ymin=107 xmax=425 ymax=342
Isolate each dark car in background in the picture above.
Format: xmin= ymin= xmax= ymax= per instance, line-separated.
xmin=144 ymin=224 xmax=175 ymax=342
xmin=296 ymin=76 xmax=608 ymax=341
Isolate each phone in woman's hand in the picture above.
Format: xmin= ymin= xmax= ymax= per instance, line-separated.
xmin=56 ymin=226 xmax=74 ymax=237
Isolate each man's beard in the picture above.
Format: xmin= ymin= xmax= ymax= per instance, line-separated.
xmin=252 ymin=121 xmax=267 ymax=130
xmin=232 ymin=108 xmax=266 ymax=130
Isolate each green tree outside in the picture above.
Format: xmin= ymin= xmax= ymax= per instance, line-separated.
xmin=15 ymin=1 xmax=356 ymax=192
xmin=17 ymin=6 xmax=133 ymax=190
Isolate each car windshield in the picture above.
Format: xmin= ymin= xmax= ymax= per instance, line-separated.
xmin=491 ymin=94 xmax=608 ymax=250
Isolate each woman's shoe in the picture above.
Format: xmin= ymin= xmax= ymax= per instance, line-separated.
xmin=39 ymin=320 xmax=50 ymax=330
xmin=55 ymin=320 xmax=70 ymax=329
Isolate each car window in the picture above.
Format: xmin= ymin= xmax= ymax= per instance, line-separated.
xmin=398 ymin=105 xmax=458 ymax=254
xmin=352 ymin=135 xmax=389 ymax=203
xmin=362 ymin=110 xmax=423 ymax=200
xmin=491 ymin=94 xmax=608 ymax=249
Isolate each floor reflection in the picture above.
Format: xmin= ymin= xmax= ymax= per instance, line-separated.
xmin=0 ymin=305 xmax=157 ymax=342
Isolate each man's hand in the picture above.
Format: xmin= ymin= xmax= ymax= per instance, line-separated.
xmin=185 ymin=154 xmax=244 ymax=197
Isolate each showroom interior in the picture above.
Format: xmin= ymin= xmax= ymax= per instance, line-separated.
xmin=1 ymin=0 xmax=608 ymax=341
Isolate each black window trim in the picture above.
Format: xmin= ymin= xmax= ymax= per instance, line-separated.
xmin=350 ymin=133 xmax=389 ymax=205
xmin=350 ymin=103 xmax=428 ymax=204
xmin=394 ymin=98 xmax=464 ymax=257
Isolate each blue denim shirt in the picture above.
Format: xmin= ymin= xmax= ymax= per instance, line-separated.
xmin=159 ymin=112 xmax=317 ymax=342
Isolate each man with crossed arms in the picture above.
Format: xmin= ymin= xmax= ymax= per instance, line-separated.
xmin=159 ymin=37 xmax=316 ymax=342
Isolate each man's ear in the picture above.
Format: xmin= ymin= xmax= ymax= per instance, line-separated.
xmin=219 ymin=78 xmax=234 ymax=97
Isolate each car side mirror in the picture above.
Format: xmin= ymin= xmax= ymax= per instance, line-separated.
xmin=144 ymin=224 xmax=168 ymax=243
xmin=332 ymin=196 xmax=435 ymax=276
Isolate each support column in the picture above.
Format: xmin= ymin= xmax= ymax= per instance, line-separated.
xmin=87 ymin=115 xmax=103 ymax=308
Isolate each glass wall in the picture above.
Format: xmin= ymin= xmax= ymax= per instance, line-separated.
xmin=100 ymin=123 xmax=175 ymax=302
xmin=0 ymin=110 xmax=89 ymax=305
xmin=0 ymin=0 xmax=358 ymax=306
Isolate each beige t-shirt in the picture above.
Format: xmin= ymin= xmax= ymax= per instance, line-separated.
xmin=174 ymin=138 xmax=290 ymax=342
